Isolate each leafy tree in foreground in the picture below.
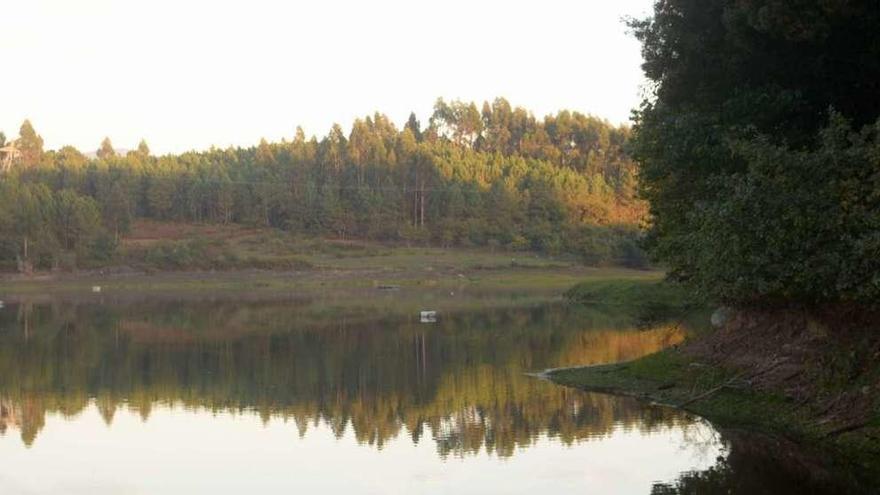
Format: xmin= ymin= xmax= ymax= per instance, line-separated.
xmin=630 ymin=0 xmax=880 ymax=305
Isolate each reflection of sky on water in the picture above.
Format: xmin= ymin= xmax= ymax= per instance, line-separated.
xmin=0 ymin=403 xmax=722 ymax=495
xmin=10 ymin=297 xmax=831 ymax=494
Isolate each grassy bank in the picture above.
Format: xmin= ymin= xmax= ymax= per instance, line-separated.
xmin=0 ymin=220 xmax=662 ymax=296
xmin=0 ymin=261 xmax=659 ymax=295
xmin=548 ymin=308 xmax=880 ymax=482
xmin=551 ymin=350 xmax=806 ymax=434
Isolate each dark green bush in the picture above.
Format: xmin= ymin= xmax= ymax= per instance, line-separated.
xmin=631 ymin=0 xmax=880 ymax=306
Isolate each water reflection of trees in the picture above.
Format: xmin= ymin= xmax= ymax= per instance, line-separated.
xmin=0 ymin=299 xmax=689 ymax=456
xmin=650 ymin=429 xmax=867 ymax=495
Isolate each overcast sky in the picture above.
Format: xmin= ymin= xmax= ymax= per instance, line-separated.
xmin=2 ymin=0 xmax=653 ymax=154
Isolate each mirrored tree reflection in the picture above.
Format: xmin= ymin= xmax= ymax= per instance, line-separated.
xmin=0 ymin=298 xmax=688 ymax=456
xmin=651 ymin=429 xmax=868 ymax=495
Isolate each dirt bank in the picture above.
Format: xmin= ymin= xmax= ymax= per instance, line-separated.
xmin=549 ymin=305 xmax=880 ymax=481
xmin=687 ymin=307 xmax=880 ymax=438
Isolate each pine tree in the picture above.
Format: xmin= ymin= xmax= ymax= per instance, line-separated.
xmin=104 ymin=182 xmax=131 ymax=242
xmin=97 ymin=137 xmax=116 ymax=160
xmin=136 ymin=139 xmax=150 ymax=157
xmin=18 ymin=120 xmax=44 ymax=167
xmin=405 ymin=112 xmax=422 ymax=142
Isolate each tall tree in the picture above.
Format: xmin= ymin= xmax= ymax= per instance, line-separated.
xmin=103 ymin=182 xmax=131 ymax=242
xmin=404 ymin=112 xmax=422 ymax=142
xmin=17 ymin=120 xmax=43 ymax=167
xmin=136 ymin=139 xmax=150 ymax=157
xmin=97 ymin=137 xmax=116 ymax=160
xmin=52 ymin=189 xmax=101 ymax=251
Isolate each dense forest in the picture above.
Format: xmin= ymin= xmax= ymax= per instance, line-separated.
xmin=631 ymin=0 xmax=880 ymax=305
xmin=0 ymin=98 xmax=646 ymax=272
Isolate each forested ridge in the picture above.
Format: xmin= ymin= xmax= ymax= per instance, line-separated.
xmin=0 ymin=98 xmax=646 ymax=272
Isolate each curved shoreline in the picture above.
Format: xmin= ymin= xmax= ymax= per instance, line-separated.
xmin=528 ymin=361 xmax=681 ymax=409
xmin=538 ymin=347 xmax=879 ymax=488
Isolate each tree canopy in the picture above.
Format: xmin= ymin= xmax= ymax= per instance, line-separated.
xmin=631 ymin=0 xmax=880 ymax=305
xmin=0 ymin=98 xmax=649 ymax=270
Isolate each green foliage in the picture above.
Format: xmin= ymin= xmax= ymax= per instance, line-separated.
xmin=17 ymin=119 xmax=44 ymax=167
xmin=631 ymin=1 xmax=880 ymax=305
xmin=0 ymin=180 xmax=110 ymax=269
xmin=135 ymin=139 xmax=150 ymax=157
xmin=143 ymin=240 xmax=202 ymax=269
xmin=564 ymin=279 xmax=698 ymax=324
xmin=682 ymin=116 xmax=880 ymax=303
xmin=135 ymin=237 xmax=314 ymax=271
xmin=89 ymin=232 xmax=117 ymax=262
xmin=96 ymin=137 xmax=115 ymax=159
xmin=1 ymin=98 xmax=650 ymax=271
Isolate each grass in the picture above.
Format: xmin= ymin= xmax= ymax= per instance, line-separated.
xmin=116 ymin=220 xmax=584 ymax=273
xmin=550 ymin=350 xmax=802 ymax=430
xmin=550 ymin=279 xmax=880 ymax=484
xmin=0 ymin=220 xmax=664 ymax=298
xmin=563 ymin=277 xmax=701 ymax=328
xmin=564 ymin=278 xmax=691 ymax=306
xmin=549 ymin=347 xmax=880 ymax=481
xmin=0 ymin=264 xmax=660 ymax=297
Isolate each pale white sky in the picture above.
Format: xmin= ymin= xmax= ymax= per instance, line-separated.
xmin=2 ymin=0 xmax=652 ymax=154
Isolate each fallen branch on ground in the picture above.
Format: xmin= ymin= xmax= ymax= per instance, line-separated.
xmin=677 ymin=358 xmax=786 ymax=408
xmin=678 ymin=371 xmax=749 ymax=408
xmin=824 ymin=421 xmax=870 ymax=438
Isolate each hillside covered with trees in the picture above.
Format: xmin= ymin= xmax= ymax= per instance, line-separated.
xmin=0 ymin=98 xmax=646 ymax=272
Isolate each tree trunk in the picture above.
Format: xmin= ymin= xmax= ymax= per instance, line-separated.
xmin=419 ymin=181 xmax=425 ymax=228
xmin=413 ymin=191 xmax=418 ymax=228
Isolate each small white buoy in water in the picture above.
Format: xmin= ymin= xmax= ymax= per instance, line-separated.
xmin=420 ymin=310 xmax=437 ymax=323
xmin=92 ymin=286 xmax=102 ymax=293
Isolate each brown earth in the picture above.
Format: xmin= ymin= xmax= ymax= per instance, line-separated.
xmin=122 ymin=219 xmax=265 ymax=247
xmin=684 ymin=306 xmax=880 ymax=442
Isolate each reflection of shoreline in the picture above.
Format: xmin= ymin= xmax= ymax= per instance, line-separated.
xmin=0 ymin=401 xmax=728 ymax=495
xmin=652 ymin=427 xmax=867 ymax=495
xmin=0 ymin=299 xmax=688 ymax=455
xmin=0 ymin=390 xmax=704 ymax=459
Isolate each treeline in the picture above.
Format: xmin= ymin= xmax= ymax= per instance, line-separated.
xmin=0 ymin=98 xmax=647 ymax=271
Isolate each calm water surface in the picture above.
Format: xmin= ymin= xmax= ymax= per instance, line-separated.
xmin=0 ymin=292 xmax=860 ymax=494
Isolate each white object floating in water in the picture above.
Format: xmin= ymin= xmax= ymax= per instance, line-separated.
xmin=420 ymin=310 xmax=437 ymax=323
xmin=0 ymin=301 xmax=4 ymax=309
xmin=92 ymin=286 xmax=102 ymax=293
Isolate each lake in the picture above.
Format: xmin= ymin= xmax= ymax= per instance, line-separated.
xmin=0 ymin=291 xmax=858 ymax=494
